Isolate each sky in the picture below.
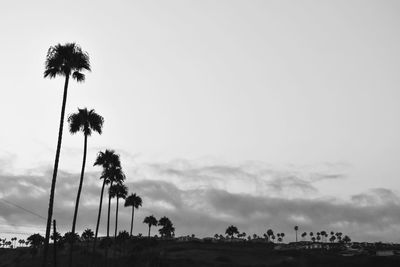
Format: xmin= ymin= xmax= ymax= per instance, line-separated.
xmin=0 ymin=0 xmax=400 ymax=242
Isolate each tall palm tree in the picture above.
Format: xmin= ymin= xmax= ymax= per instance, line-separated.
xmin=109 ymin=184 xmax=128 ymax=238
xmin=143 ymin=215 xmax=158 ymax=238
xmin=69 ymin=108 xmax=103 ymax=237
xmin=92 ymin=150 xmax=121 ymax=252
xmin=124 ymin=193 xmax=143 ymax=236
xmin=67 ymin=108 xmax=103 ymax=267
xmin=43 ymin=43 xmax=90 ymax=267
xmin=294 ymin=226 xmax=299 ymax=242
xmin=105 ymin=167 xmax=125 ymax=237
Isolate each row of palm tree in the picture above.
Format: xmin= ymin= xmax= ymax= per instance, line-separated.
xmin=215 ymin=226 xmax=352 ymax=244
xmin=0 ymin=237 xmax=27 ymax=248
xmin=40 ymin=42 xmax=146 ymax=267
xmin=300 ymin=231 xmax=351 ymax=243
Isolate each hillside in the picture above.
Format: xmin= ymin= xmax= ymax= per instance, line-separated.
xmin=1 ymin=239 xmax=400 ymax=267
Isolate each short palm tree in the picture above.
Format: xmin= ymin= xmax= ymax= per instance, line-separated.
xmin=143 ymin=215 xmax=158 ymax=238
xmin=225 ymin=225 xmax=239 ymax=239
xmin=42 ymin=43 xmax=90 ymax=266
xmin=124 ymin=193 xmax=143 ymax=236
xmin=109 ymin=184 xmax=128 ymax=237
xmin=81 ymin=228 xmax=94 ymax=251
xmin=92 ymin=150 xmax=121 ymax=255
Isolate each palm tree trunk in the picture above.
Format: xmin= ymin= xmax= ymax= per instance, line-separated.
xmin=115 ymin=197 xmax=119 ymax=238
xmin=69 ymin=134 xmax=88 ymax=267
xmin=148 ymin=225 xmax=151 ymax=238
xmin=130 ymin=207 xmax=135 ymax=237
xmin=42 ymin=74 xmax=70 ymax=267
xmin=92 ymin=179 xmax=106 ymax=251
xmin=91 ymin=179 xmax=106 ymax=267
xmin=107 ymin=182 xmax=113 ymax=237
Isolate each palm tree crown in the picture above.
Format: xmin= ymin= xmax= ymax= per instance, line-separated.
xmin=109 ymin=184 xmax=128 ymax=199
xmin=144 ymin=215 xmax=158 ymax=237
xmin=124 ymin=193 xmax=143 ymax=209
xmin=94 ymin=149 xmax=121 ymax=170
xmin=143 ymin=215 xmax=158 ymax=226
xmin=103 ymin=166 xmax=125 ymax=186
xmin=68 ymin=108 xmax=104 ymax=136
xmin=44 ymin=43 xmax=90 ymax=81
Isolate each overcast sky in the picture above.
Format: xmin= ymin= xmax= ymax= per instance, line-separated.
xmin=1 ymin=0 xmax=400 ymax=242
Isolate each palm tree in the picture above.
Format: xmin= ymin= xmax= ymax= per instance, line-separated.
xmin=158 ymin=217 xmax=175 ymax=238
xmin=68 ymin=109 xmax=103 ymax=237
xmin=266 ymin=229 xmax=274 ymax=242
xmin=92 ymin=150 xmax=121 ymax=247
xmin=67 ymin=108 xmax=103 ymax=267
xmin=42 ymin=43 xmax=91 ymax=267
xmin=143 ymin=215 xmax=158 ymax=238
xmin=81 ymin=228 xmax=94 ymax=251
xmin=294 ymin=226 xmax=299 ymax=242
xmin=301 ymin=232 xmax=307 ymax=241
xmin=225 ymin=225 xmax=239 ymax=239
xmin=105 ymin=166 xmax=125 ymax=237
xmin=124 ymin=193 xmax=143 ymax=236
xmin=109 ymin=184 xmax=128 ymax=238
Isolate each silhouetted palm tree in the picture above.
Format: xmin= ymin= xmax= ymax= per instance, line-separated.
xmin=93 ymin=150 xmax=121 ymax=244
xmin=109 ymin=183 xmax=128 ymax=237
xmin=266 ymin=229 xmax=274 ymax=242
xmin=343 ymin=235 xmax=351 ymax=243
xmin=124 ymin=193 xmax=143 ymax=236
xmin=68 ymin=108 xmax=103 ymax=266
xmin=158 ymin=217 xmax=175 ymax=238
xmin=301 ymin=232 xmax=307 ymax=241
xmin=225 ymin=225 xmax=239 ymax=239
xmin=143 ymin=215 xmax=158 ymax=238
xmin=294 ymin=226 xmax=299 ymax=242
xmin=106 ymin=166 xmax=125 ymax=237
xmin=42 ymin=43 xmax=91 ymax=266
xmin=81 ymin=228 xmax=94 ymax=251
xmin=316 ymin=232 xmax=321 ymax=242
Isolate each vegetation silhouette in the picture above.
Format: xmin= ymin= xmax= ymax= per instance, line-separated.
xmin=42 ymin=42 xmax=91 ymax=267
xmin=92 ymin=149 xmax=121 ymax=252
xmin=0 ymin=41 xmax=382 ymax=267
xmin=158 ymin=216 xmax=175 ymax=238
xmin=294 ymin=225 xmax=299 ymax=242
xmin=143 ymin=215 xmax=158 ymax=238
xmin=225 ymin=225 xmax=239 ymax=239
xmin=106 ymin=166 xmax=125 ymax=238
xmin=67 ymin=108 xmax=103 ymax=267
xmin=124 ymin=193 xmax=143 ymax=237
xmin=109 ymin=183 xmax=128 ymax=238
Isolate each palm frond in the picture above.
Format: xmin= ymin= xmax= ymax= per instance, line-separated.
xmin=88 ymin=110 xmax=104 ymax=135
xmin=72 ymin=71 xmax=85 ymax=82
xmin=67 ymin=112 xmax=82 ymax=134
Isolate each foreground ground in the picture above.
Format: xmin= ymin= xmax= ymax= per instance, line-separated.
xmin=1 ymin=240 xmax=400 ymax=267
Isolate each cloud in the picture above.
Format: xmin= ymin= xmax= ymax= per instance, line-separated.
xmin=130 ymin=159 xmax=347 ymax=201
xmin=0 ymin=158 xmax=399 ymax=242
